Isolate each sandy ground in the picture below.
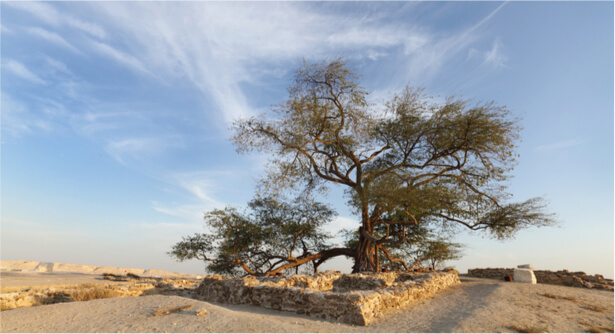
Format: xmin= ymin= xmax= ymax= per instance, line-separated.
xmin=1 ymin=275 xmax=613 ymax=333
xmin=0 ymin=271 xmax=126 ymax=291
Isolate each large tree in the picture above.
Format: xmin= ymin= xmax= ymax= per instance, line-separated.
xmin=231 ymin=58 xmax=555 ymax=273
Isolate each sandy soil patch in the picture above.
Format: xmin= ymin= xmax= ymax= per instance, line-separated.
xmin=1 ymin=276 xmax=612 ymax=333
xmin=1 ymin=272 xmax=126 ymax=292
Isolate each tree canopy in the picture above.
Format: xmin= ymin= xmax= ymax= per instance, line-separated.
xmin=168 ymin=197 xmax=353 ymax=276
xmin=171 ymin=58 xmax=555 ymax=275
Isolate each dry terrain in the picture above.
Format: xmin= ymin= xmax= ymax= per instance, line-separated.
xmin=1 ymin=264 xmax=613 ymax=333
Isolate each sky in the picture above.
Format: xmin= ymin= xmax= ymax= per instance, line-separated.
xmin=1 ymin=1 xmax=613 ymax=278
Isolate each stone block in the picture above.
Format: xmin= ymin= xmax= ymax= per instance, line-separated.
xmin=517 ymin=264 xmax=535 ymax=271
xmin=513 ymin=268 xmax=537 ymax=284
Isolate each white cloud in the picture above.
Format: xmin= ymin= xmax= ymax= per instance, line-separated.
xmin=483 ymin=39 xmax=507 ymax=68
xmin=4 ymin=59 xmax=46 ymax=85
xmin=1 ymin=23 xmax=12 ymax=34
xmin=1 ymin=92 xmax=54 ymax=136
xmin=26 ymin=27 xmax=82 ymax=54
xmin=366 ymin=50 xmax=388 ymax=61
xmin=4 ymin=2 xmax=510 ymax=129
xmin=5 ymin=1 xmax=106 ymax=38
xmin=169 ymin=171 xmax=229 ymax=206
xmin=89 ymin=40 xmax=152 ymax=76
xmin=326 ymin=26 xmax=409 ymax=49
xmin=153 ymin=204 xmax=209 ymax=224
xmin=534 ymin=139 xmax=583 ymax=152
xmin=467 ymin=38 xmax=508 ymax=69
xmin=44 ymin=56 xmax=72 ymax=74
xmin=105 ymin=136 xmax=183 ymax=164
xmin=64 ymin=16 xmax=106 ymax=39
xmin=79 ymin=3 xmax=448 ymax=124
xmin=4 ymin=2 xmax=508 ymax=128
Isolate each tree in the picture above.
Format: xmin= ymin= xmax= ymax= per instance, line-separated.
xmin=168 ymin=197 xmax=354 ymax=276
xmin=416 ymin=238 xmax=463 ymax=270
xmin=231 ymin=57 xmax=555 ymax=273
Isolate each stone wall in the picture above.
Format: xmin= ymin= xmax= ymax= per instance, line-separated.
xmin=1 ymin=277 xmax=200 ymax=311
xmin=195 ymin=270 xmax=460 ymax=326
xmin=467 ymin=268 xmax=614 ymax=291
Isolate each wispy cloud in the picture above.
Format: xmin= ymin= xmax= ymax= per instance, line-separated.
xmin=44 ymin=56 xmax=72 ymax=74
xmin=153 ymin=204 xmax=209 ymax=224
xmin=25 ymin=27 xmax=82 ymax=54
xmin=468 ymin=38 xmax=508 ymax=69
xmin=89 ymin=40 xmax=152 ymax=76
xmin=4 ymin=59 xmax=46 ymax=85
xmin=483 ymin=39 xmax=507 ymax=68
xmin=105 ymin=136 xmax=182 ymax=164
xmin=84 ymin=2 xmax=501 ymax=125
xmin=5 ymin=1 xmax=106 ymax=39
xmin=170 ymin=171 xmax=228 ymax=206
xmin=534 ymin=139 xmax=583 ymax=152
xmin=1 ymin=92 xmax=54 ymax=136
xmin=5 ymin=2 xmax=507 ymax=128
xmin=1 ymin=23 xmax=12 ymax=34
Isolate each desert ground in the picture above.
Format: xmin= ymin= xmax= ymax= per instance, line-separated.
xmin=1 ymin=264 xmax=613 ymax=333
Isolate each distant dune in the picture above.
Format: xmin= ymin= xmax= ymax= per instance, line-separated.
xmin=0 ymin=260 xmax=201 ymax=279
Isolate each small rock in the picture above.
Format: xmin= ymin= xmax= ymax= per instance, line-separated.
xmin=195 ymin=309 xmax=208 ymax=316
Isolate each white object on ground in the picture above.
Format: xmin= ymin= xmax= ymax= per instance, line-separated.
xmin=517 ymin=264 xmax=535 ymax=271
xmin=513 ymin=268 xmax=537 ymax=284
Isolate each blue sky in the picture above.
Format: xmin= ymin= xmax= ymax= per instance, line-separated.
xmin=1 ymin=1 xmax=613 ymax=277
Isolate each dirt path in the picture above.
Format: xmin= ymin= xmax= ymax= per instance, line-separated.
xmin=1 ymin=276 xmax=612 ymax=333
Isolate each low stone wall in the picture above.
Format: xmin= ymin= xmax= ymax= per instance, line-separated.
xmin=1 ymin=277 xmax=200 ymax=311
xmin=195 ymin=270 xmax=460 ymax=326
xmin=467 ymin=268 xmax=614 ymax=291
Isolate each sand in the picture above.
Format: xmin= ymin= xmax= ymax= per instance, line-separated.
xmin=0 ymin=271 xmax=128 ymax=291
xmin=1 ymin=274 xmax=613 ymax=333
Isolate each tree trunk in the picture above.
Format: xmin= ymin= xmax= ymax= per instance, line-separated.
xmin=352 ymin=228 xmax=378 ymax=273
xmin=352 ymin=192 xmax=379 ymax=273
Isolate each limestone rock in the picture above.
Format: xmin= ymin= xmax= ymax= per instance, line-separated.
xmin=517 ymin=264 xmax=535 ymax=271
xmin=513 ymin=268 xmax=537 ymax=284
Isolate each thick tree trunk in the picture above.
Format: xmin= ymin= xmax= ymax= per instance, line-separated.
xmin=352 ymin=228 xmax=378 ymax=273
xmin=352 ymin=192 xmax=379 ymax=273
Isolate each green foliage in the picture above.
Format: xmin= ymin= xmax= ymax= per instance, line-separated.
xmin=416 ymin=238 xmax=463 ymax=270
xmin=169 ymin=197 xmax=334 ymax=275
